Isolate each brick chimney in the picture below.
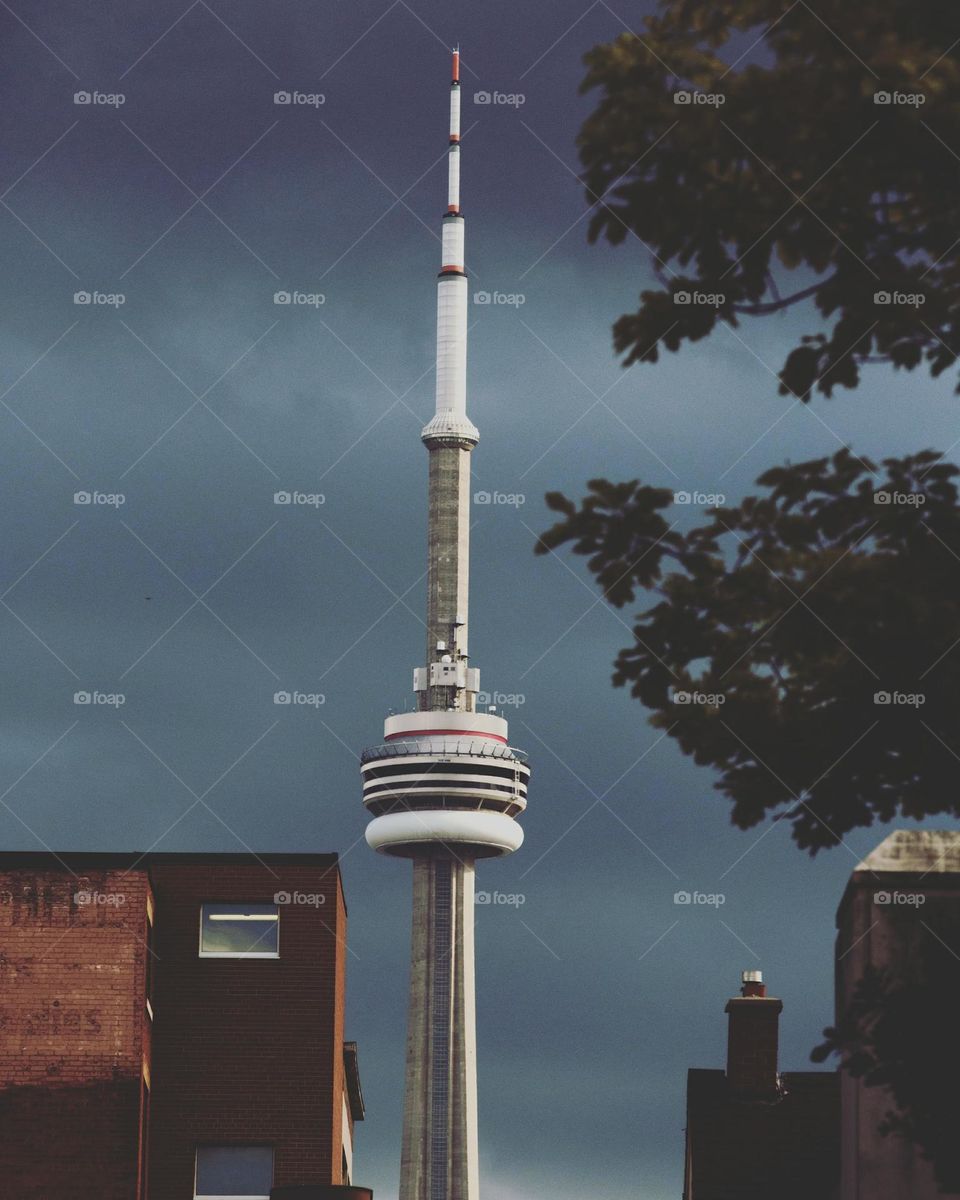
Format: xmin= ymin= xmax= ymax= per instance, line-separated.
xmin=724 ymin=970 xmax=783 ymax=1099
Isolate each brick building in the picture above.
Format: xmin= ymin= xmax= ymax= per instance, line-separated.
xmin=0 ymin=851 xmax=369 ymax=1200
xmin=835 ymin=830 xmax=960 ymax=1200
xmin=682 ymin=971 xmax=840 ymax=1199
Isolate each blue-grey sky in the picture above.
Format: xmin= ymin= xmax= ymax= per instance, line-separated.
xmin=2 ymin=3 xmax=958 ymax=1198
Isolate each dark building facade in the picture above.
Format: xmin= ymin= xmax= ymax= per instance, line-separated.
xmin=682 ymin=971 xmax=840 ymax=1200
xmin=835 ymin=830 xmax=960 ymax=1200
xmin=682 ymin=829 xmax=960 ymax=1200
xmin=0 ymin=851 xmax=366 ymax=1200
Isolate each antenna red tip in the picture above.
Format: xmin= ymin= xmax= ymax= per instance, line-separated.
xmin=452 ymin=49 xmax=460 ymax=83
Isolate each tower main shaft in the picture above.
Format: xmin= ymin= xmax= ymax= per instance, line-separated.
xmin=360 ymin=48 xmax=530 ymax=1200
xmin=401 ymin=856 xmax=478 ymax=1200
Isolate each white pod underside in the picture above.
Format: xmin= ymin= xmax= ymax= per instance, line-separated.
xmin=366 ymin=810 xmax=524 ymax=857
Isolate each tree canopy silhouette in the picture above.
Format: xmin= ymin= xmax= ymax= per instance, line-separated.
xmin=579 ymin=0 xmax=960 ymax=399
xmin=537 ymin=450 xmax=960 ymax=850
xmin=562 ymin=6 xmax=960 ymax=1182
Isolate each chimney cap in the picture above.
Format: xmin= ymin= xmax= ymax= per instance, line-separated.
xmin=742 ymin=969 xmax=763 ymax=983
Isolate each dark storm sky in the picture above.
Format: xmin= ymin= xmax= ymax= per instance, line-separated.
xmin=2 ymin=3 xmax=958 ymax=1197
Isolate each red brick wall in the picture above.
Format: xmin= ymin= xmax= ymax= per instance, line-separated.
xmin=725 ymin=996 xmax=783 ymax=1097
xmin=147 ymin=859 xmax=346 ymax=1199
xmin=0 ymin=866 xmax=150 ymax=1200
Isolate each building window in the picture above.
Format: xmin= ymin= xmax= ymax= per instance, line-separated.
xmin=199 ymin=903 xmax=279 ymax=958
xmin=194 ymin=1146 xmax=273 ymax=1199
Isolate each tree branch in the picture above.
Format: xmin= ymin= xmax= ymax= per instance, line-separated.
xmin=730 ymin=277 xmax=836 ymax=315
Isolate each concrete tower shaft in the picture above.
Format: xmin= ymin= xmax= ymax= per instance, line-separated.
xmin=422 ymin=442 xmax=473 ymax=711
xmin=399 ymin=856 xmax=478 ymax=1200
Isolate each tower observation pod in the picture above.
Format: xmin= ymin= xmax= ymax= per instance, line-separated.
xmin=359 ymin=48 xmax=530 ymax=1200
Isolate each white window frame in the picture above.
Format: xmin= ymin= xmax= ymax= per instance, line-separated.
xmin=193 ymin=1145 xmax=273 ymax=1200
xmin=198 ymin=903 xmax=280 ymax=959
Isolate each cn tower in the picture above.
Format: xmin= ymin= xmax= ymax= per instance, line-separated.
xmin=360 ymin=48 xmax=531 ymax=1200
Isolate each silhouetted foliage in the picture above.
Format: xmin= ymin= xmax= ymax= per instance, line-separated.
xmin=537 ymin=449 xmax=960 ymax=850
xmin=570 ymin=5 xmax=960 ymax=1182
xmin=579 ymin=1 xmax=960 ymax=398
